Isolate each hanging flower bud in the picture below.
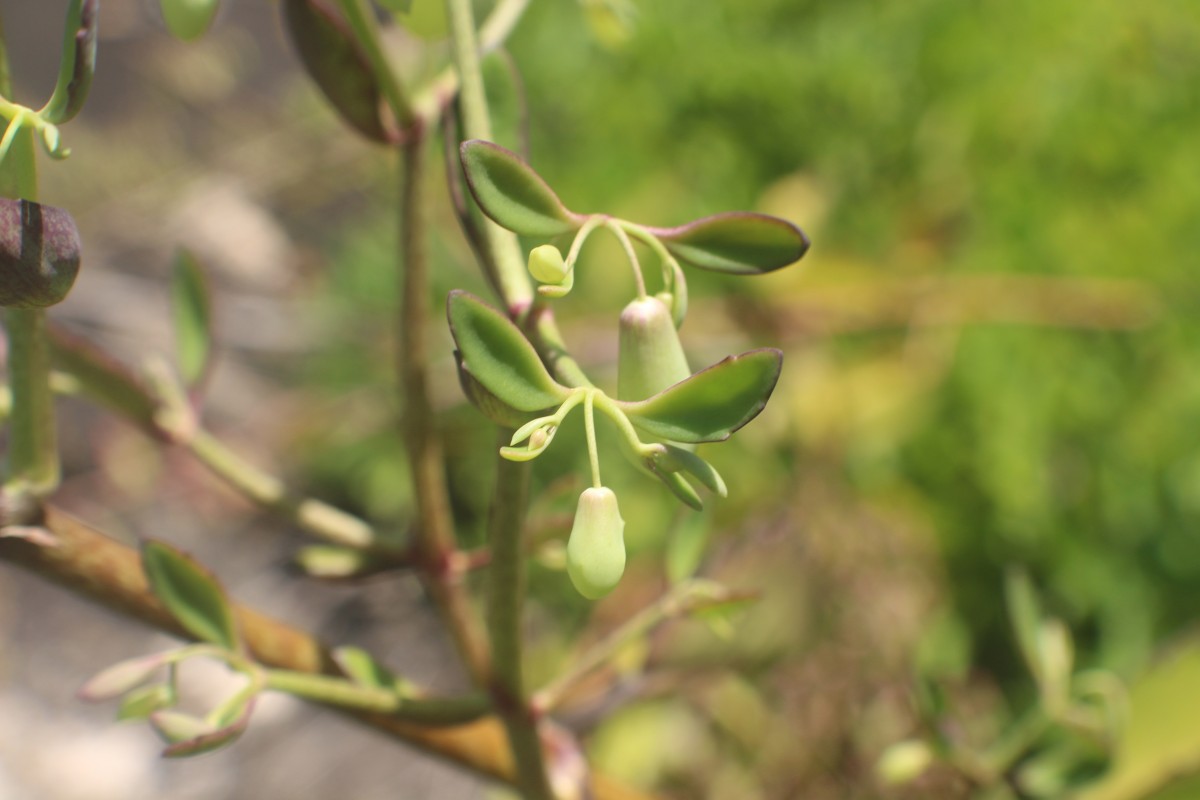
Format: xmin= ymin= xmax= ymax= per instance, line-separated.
xmin=0 ymin=198 xmax=81 ymax=308
xmin=566 ymin=487 xmax=626 ymax=599
xmin=617 ymin=295 xmax=691 ymax=401
xmin=528 ymin=244 xmax=569 ymax=284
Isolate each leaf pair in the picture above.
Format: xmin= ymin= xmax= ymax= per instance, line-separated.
xmin=460 ymin=140 xmax=811 ymax=275
xmin=449 ymin=291 xmax=781 ymax=445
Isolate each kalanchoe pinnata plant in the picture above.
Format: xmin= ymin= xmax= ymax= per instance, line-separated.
xmin=451 ymin=139 xmax=809 ymax=598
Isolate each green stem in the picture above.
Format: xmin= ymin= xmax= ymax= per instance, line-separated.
xmin=265 ymin=669 xmax=491 ymax=725
xmin=334 ymin=0 xmax=416 ymax=130
xmin=0 ymin=27 xmax=58 ymax=496
xmin=397 ymin=130 xmax=492 ymax=686
xmin=584 ymin=390 xmax=601 ymax=488
xmin=486 ymin=446 xmax=555 ymax=800
xmin=445 ymin=0 xmax=532 ymax=315
xmin=605 ymin=220 xmax=647 ymax=299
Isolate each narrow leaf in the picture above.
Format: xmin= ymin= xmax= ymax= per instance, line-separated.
xmin=170 ymin=249 xmax=213 ymax=388
xmin=149 ymin=710 xmax=213 ymax=744
xmin=283 ymin=0 xmax=392 ymax=144
xmin=650 ymin=212 xmax=810 ymax=275
xmin=333 ymin=647 xmax=395 ymax=690
xmin=49 ymin=324 xmax=160 ymax=438
xmin=1005 ymin=567 xmax=1044 ymax=682
xmin=666 ymin=513 xmax=710 ymax=583
xmin=40 ymin=0 xmax=99 ymax=124
xmin=446 ymin=290 xmax=570 ymax=412
xmin=620 ymin=349 xmax=783 ymax=443
xmin=142 ymin=541 xmax=240 ymax=652
xmin=460 ymin=140 xmax=581 ymax=237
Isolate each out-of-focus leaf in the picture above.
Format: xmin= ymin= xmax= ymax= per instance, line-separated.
xmin=460 ymin=140 xmax=581 ymax=237
xmin=49 ymin=325 xmax=160 ymax=437
xmin=877 ymin=740 xmax=934 ymax=785
xmin=447 ymin=290 xmax=570 ymax=412
xmin=170 ymin=249 xmax=212 ymax=389
xmin=283 ymin=0 xmax=392 ymax=144
xmin=40 ymin=0 xmax=98 ymax=124
xmin=78 ymin=652 xmax=171 ymax=702
xmin=160 ymin=0 xmax=220 ymax=42
xmin=118 ymin=684 xmax=175 ymax=721
xmin=480 ymin=50 xmax=527 ymax=157
xmin=1006 ymin=567 xmax=1045 ymax=683
xmin=333 ymin=646 xmax=396 ymax=690
xmin=159 ymin=697 xmax=255 ymax=758
xmin=650 ymin=212 xmax=809 ymax=275
xmin=142 ymin=540 xmax=240 ymax=652
xmin=620 ymin=349 xmax=783 ymax=443
xmin=149 ymin=710 xmax=212 ymax=745
xmin=666 ymin=511 xmax=709 ymax=583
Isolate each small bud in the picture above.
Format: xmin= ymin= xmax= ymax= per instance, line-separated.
xmin=566 ymin=487 xmax=626 ymax=599
xmin=0 ymin=198 xmax=82 ymax=308
xmin=617 ymin=295 xmax=690 ymax=401
xmin=529 ymin=244 xmax=570 ymax=287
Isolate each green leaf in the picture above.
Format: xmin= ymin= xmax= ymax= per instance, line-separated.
xmin=333 ymin=646 xmax=396 ymax=690
xmin=160 ymin=0 xmax=221 ymax=42
xmin=619 ymin=348 xmax=783 ymax=443
xmin=283 ymin=0 xmax=392 ymax=144
xmin=159 ymin=698 xmax=255 ymax=758
xmin=40 ymin=0 xmax=98 ymax=124
xmin=666 ymin=512 xmax=710 ymax=583
xmin=454 ymin=352 xmax=537 ymax=429
xmin=650 ymin=212 xmax=809 ymax=275
xmin=142 ymin=540 xmax=240 ymax=651
xmin=446 ymin=290 xmax=570 ymax=412
xmin=459 ymin=140 xmax=581 ymax=237
xmin=480 ymin=51 xmax=527 ymax=157
xmin=49 ymin=325 xmax=160 ymax=437
xmin=170 ymin=249 xmax=212 ymax=388
xmin=118 ymin=684 xmax=175 ymax=721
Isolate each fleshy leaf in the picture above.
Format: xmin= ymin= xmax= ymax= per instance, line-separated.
xmin=650 ymin=212 xmax=809 ymax=275
xmin=170 ymin=249 xmax=213 ymax=388
xmin=619 ymin=349 xmax=783 ymax=443
xmin=454 ymin=352 xmax=537 ymax=429
xmin=283 ymin=0 xmax=392 ymax=144
xmin=142 ymin=541 xmax=240 ymax=652
xmin=447 ymin=290 xmax=569 ymax=412
xmin=150 ymin=710 xmax=213 ymax=745
xmin=333 ymin=646 xmax=396 ymax=689
xmin=119 ymin=684 xmax=176 ymax=721
xmin=666 ymin=513 xmax=710 ymax=583
xmin=651 ymin=469 xmax=703 ymax=511
xmin=40 ymin=0 xmax=98 ymax=124
xmin=460 ymin=140 xmax=581 ymax=237
xmin=159 ymin=698 xmax=254 ymax=758
xmin=78 ymin=652 xmax=171 ymax=702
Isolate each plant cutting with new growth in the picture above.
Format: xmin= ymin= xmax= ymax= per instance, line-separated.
xmin=0 ymin=1 xmax=819 ymax=798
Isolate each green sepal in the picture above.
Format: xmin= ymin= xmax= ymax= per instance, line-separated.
xmin=654 ymin=444 xmax=727 ymax=497
xmin=160 ymin=0 xmax=221 ymax=42
xmin=650 ymin=211 xmax=809 ymax=275
xmin=283 ymin=0 xmax=392 ymax=144
xmin=170 ymin=249 xmax=213 ymax=389
xmin=40 ymin=0 xmax=98 ymax=124
xmin=446 ymin=290 xmax=570 ymax=412
xmin=459 ymin=140 xmax=582 ymax=237
xmin=619 ymin=348 xmax=783 ymax=443
xmin=141 ymin=540 xmax=240 ymax=652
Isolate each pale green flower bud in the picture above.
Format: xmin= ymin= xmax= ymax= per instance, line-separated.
xmin=617 ymin=295 xmax=690 ymax=401
xmin=528 ymin=244 xmax=569 ymax=284
xmin=566 ymin=487 xmax=626 ymax=599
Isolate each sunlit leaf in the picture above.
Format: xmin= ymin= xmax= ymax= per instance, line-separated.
xmin=619 ymin=349 xmax=783 ymax=442
xmin=447 ymin=290 xmax=570 ymax=412
xmin=460 ymin=140 xmax=581 ymax=237
xmin=40 ymin=0 xmax=98 ymax=124
xmin=170 ymin=249 xmax=212 ymax=388
xmin=283 ymin=0 xmax=392 ymax=144
xmin=650 ymin=211 xmax=809 ymax=275
xmin=142 ymin=540 xmax=240 ymax=652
